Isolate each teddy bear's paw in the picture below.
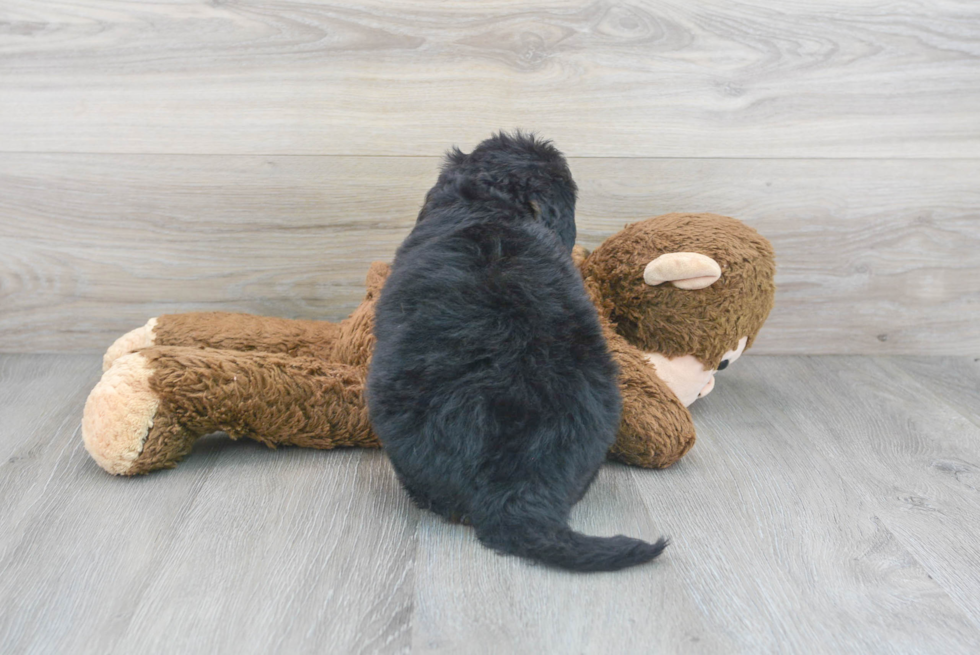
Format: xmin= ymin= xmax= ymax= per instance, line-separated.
xmin=83 ymin=352 xmax=160 ymax=475
xmin=103 ymin=317 xmax=158 ymax=372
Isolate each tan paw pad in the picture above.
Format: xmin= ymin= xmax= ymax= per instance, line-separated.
xmin=103 ymin=317 xmax=158 ymax=372
xmin=83 ymin=352 xmax=160 ymax=475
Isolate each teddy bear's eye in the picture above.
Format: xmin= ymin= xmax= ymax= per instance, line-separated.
xmin=717 ymin=359 xmax=729 ymax=371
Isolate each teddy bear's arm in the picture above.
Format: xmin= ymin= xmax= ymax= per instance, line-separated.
xmin=102 ymin=262 xmax=393 ymax=371
xmin=156 ymin=313 xmax=342 ymax=357
xmin=325 ymin=261 xmax=390 ymax=368
xmin=599 ymin=318 xmax=697 ymax=469
xmin=101 ymin=312 xmax=341 ymax=372
xmin=83 ymin=345 xmax=380 ymax=475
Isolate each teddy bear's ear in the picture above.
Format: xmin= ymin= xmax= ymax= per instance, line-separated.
xmin=571 ymin=245 xmax=590 ymax=269
xmin=643 ymin=252 xmax=721 ymax=290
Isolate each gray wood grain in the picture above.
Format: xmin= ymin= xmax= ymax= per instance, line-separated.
xmin=409 ymin=466 xmax=701 ymax=654
xmin=4 ymin=354 xmax=980 ymax=653
xmin=884 ymin=357 xmax=980 ymax=429
xmin=109 ymin=449 xmax=418 ymax=655
xmin=0 ymin=354 xmax=98 ymax=457
xmin=0 ymin=356 xmax=418 ymax=655
xmin=412 ymin=355 xmax=979 ymax=654
xmin=723 ymin=355 xmax=980 ymax=633
xmin=0 ymin=1 xmax=978 ymax=157
xmin=2 ymin=155 xmax=977 ymax=355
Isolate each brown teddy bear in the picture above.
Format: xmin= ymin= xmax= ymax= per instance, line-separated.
xmin=83 ymin=212 xmax=775 ymax=476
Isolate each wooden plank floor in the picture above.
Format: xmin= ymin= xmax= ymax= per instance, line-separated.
xmin=2 ymin=354 xmax=979 ymax=654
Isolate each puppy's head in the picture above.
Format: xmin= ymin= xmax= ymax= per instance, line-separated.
xmin=419 ymin=131 xmax=578 ymax=250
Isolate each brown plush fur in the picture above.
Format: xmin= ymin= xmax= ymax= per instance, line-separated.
xmin=593 ymin=306 xmax=696 ymax=467
xmin=583 ymin=213 xmax=776 ymax=368
xmin=130 ymin=348 xmax=376 ymax=475
xmin=578 ymin=213 xmax=775 ymax=467
xmin=153 ymin=314 xmax=341 ymax=360
xmin=84 ymin=214 xmax=775 ymax=475
xmin=116 ymin=262 xmax=390 ymax=475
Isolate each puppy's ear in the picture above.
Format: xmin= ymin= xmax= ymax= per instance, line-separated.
xmin=643 ymin=252 xmax=721 ymax=290
xmin=527 ymin=188 xmax=576 ymax=251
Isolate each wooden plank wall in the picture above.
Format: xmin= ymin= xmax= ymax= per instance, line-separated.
xmin=1 ymin=0 xmax=978 ymax=355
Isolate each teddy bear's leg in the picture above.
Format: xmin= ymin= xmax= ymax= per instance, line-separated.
xmin=83 ymin=346 xmax=378 ymax=476
xmin=102 ymin=313 xmax=343 ymax=372
xmin=83 ymin=351 xmax=197 ymax=475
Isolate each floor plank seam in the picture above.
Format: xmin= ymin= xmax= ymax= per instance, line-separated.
xmin=873 ymin=511 xmax=980 ymax=636
xmin=874 ymin=358 xmax=980 ymax=434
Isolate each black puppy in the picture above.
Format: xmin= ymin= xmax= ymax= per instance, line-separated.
xmin=367 ymin=132 xmax=666 ymax=572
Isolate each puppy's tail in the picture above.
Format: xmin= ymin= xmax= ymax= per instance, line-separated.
xmin=472 ymin=502 xmax=667 ymax=573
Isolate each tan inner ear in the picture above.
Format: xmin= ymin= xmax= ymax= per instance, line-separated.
xmin=571 ymin=244 xmax=590 ymax=269
xmin=643 ymin=252 xmax=722 ymax=290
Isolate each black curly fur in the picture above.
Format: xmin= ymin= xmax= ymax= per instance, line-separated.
xmin=367 ymin=132 xmax=666 ymax=572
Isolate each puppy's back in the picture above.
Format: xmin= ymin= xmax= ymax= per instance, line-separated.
xmin=371 ymin=213 xmax=617 ymax=488
xmin=368 ymin=132 xmax=667 ymax=572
